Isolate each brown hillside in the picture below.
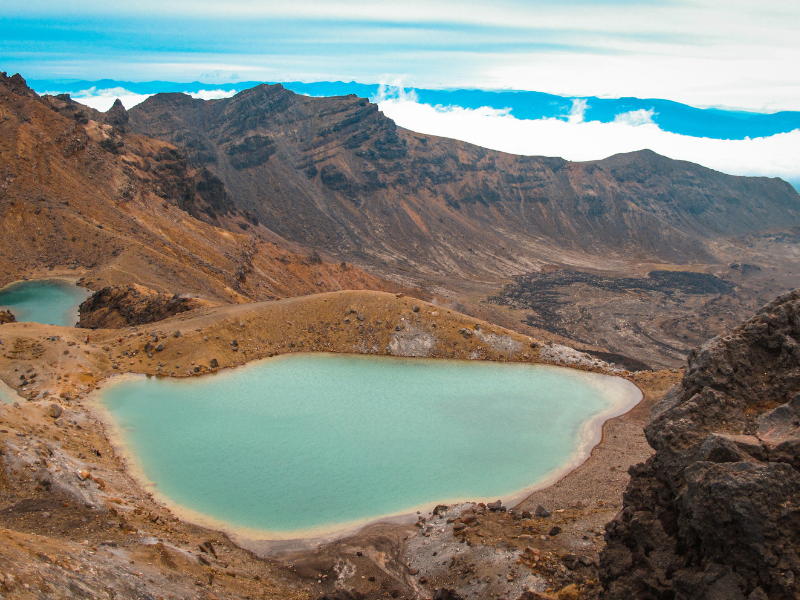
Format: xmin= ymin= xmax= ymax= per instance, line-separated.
xmin=0 ymin=73 xmax=399 ymax=301
xmin=0 ymin=290 xmax=607 ymax=403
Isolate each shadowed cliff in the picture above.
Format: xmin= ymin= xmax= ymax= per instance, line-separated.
xmin=601 ymin=289 xmax=800 ymax=600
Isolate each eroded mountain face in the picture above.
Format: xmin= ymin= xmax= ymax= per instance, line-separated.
xmin=6 ymin=73 xmax=800 ymax=366
xmin=128 ymin=84 xmax=800 ymax=281
xmin=0 ymin=73 xmax=398 ymax=302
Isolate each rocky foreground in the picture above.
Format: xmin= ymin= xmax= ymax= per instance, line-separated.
xmin=2 ymin=286 xmax=799 ymax=600
xmin=600 ymin=289 xmax=800 ymax=600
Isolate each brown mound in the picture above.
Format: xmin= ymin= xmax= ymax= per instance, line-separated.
xmin=77 ymin=284 xmax=220 ymax=329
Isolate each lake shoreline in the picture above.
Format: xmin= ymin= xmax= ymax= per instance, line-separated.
xmin=87 ymin=354 xmax=642 ymax=553
xmin=0 ymin=277 xmax=92 ymax=327
xmin=0 ymin=289 xmax=675 ymax=598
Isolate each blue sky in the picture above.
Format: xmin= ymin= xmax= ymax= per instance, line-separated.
xmin=5 ymin=1 xmax=800 ymax=188
xmin=3 ymin=0 xmax=800 ymax=111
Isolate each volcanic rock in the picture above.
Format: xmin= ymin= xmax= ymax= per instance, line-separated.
xmin=600 ymin=289 xmax=800 ymax=600
xmin=77 ymin=285 xmax=216 ymax=328
xmin=104 ymin=98 xmax=129 ymax=133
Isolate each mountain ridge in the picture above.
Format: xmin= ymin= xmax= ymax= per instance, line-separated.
xmin=0 ymin=73 xmax=402 ymax=302
xmin=126 ymin=83 xmax=800 ymax=282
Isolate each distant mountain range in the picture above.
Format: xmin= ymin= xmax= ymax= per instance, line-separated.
xmin=29 ymin=79 xmax=800 ymax=141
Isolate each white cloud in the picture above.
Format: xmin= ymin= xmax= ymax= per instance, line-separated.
xmin=188 ymin=89 xmax=238 ymax=101
xmin=62 ymin=87 xmax=152 ymax=112
xmin=613 ymin=109 xmax=656 ymax=126
xmin=371 ymin=83 xmax=419 ymax=104
xmin=377 ymin=98 xmax=800 ymax=184
xmin=53 ymin=87 xmax=238 ymax=112
xmin=567 ymin=99 xmax=588 ymax=124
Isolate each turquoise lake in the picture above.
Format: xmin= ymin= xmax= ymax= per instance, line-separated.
xmin=0 ymin=279 xmax=91 ymax=327
xmin=98 ymin=353 xmax=640 ymax=538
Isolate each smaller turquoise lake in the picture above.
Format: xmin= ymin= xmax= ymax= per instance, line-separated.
xmin=98 ymin=353 xmax=640 ymax=538
xmin=0 ymin=279 xmax=92 ymax=327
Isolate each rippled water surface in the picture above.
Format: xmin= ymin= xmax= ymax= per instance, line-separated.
xmin=99 ymin=353 xmax=638 ymax=536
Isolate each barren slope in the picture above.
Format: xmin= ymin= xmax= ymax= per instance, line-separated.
xmin=127 ymin=84 xmax=800 ymax=282
xmin=0 ymin=73 xmax=399 ymax=303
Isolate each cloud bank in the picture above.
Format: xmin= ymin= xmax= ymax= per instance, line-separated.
xmin=375 ymin=95 xmax=800 ymax=187
xmin=51 ymin=87 xmax=238 ymax=112
xmin=7 ymin=1 xmax=800 ymax=111
xmin=53 ymin=85 xmax=800 ymax=190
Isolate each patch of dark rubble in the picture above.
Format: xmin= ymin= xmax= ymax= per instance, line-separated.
xmin=487 ymin=268 xmax=736 ymax=346
xmin=600 ymin=288 xmax=800 ymax=600
xmin=77 ymin=285 xmax=207 ymax=329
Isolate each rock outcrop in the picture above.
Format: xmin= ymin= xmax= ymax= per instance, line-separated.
xmin=77 ymin=284 xmax=217 ymax=328
xmin=0 ymin=309 xmax=16 ymax=324
xmin=600 ymin=289 xmax=800 ymax=600
xmin=104 ymin=98 xmax=129 ymax=133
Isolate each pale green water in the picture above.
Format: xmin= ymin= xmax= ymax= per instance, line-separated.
xmin=0 ymin=379 xmax=23 ymax=404
xmin=99 ymin=353 xmax=638 ymax=537
xmin=0 ymin=279 xmax=91 ymax=327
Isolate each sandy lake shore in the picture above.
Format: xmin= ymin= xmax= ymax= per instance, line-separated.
xmin=0 ymin=289 xmax=683 ymax=599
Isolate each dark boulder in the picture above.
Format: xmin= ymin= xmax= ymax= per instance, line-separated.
xmin=77 ymin=284 xmax=215 ymax=328
xmin=433 ymin=589 xmax=466 ymax=600
xmin=534 ymin=505 xmax=551 ymax=518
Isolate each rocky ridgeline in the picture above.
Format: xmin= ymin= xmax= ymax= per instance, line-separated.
xmin=77 ymin=285 xmax=213 ymax=328
xmin=600 ymin=289 xmax=800 ymax=600
xmin=128 ymin=84 xmax=800 ymax=277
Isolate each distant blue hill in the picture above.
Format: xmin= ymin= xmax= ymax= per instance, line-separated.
xmin=29 ymin=78 xmax=800 ymax=141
